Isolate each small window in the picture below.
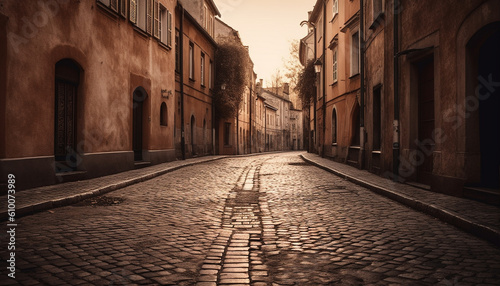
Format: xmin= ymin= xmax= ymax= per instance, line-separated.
xmin=160 ymin=102 xmax=168 ymax=126
xmin=201 ymin=53 xmax=205 ymax=86
xmin=333 ymin=47 xmax=338 ymax=83
xmin=332 ymin=0 xmax=338 ymax=16
xmin=351 ymin=31 xmax=360 ymax=76
xmin=97 ymin=0 xmax=118 ymax=12
xmin=189 ymin=42 xmax=195 ymax=80
xmin=175 ymin=29 xmax=180 ymax=72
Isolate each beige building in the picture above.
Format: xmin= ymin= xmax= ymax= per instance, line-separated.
xmin=214 ymin=18 xmax=257 ymax=155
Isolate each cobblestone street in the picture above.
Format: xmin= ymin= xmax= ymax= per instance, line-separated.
xmin=2 ymin=153 xmax=500 ymax=285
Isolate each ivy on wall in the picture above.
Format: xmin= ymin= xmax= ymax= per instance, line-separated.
xmin=295 ymin=60 xmax=316 ymax=109
xmin=214 ymin=38 xmax=249 ymax=119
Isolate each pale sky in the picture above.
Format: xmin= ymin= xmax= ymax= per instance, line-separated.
xmin=214 ymin=0 xmax=317 ymax=87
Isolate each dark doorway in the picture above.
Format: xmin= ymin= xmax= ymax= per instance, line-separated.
xmin=416 ymin=56 xmax=435 ymax=185
xmin=191 ymin=115 xmax=196 ymax=156
xmin=133 ymin=88 xmax=147 ymax=161
xmin=55 ymin=59 xmax=80 ymax=170
xmin=351 ymin=103 xmax=360 ymax=146
xmin=478 ymin=29 xmax=500 ymax=188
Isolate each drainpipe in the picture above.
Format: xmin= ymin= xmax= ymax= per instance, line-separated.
xmin=359 ymin=0 xmax=365 ymax=169
xmin=180 ymin=4 xmax=186 ymax=160
xmin=321 ymin=0 xmax=327 ymax=158
xmin=393 ymin=1 xmax=400 ymax=181
xmin=249 ymin=86 xmax=252 ymax=153
xmin=236 ymin=110 xmax=239 ymax=155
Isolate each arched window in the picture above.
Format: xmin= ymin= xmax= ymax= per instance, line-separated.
xmin=160 ymin=102 xmax=168 ymax=126
xmin=332 ymin=108 xmax=337 ymax=144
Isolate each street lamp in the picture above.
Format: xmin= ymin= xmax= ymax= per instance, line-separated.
xmin=314 ymin=58 xmax=322 ymax=74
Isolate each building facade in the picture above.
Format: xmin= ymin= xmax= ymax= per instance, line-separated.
xmin=214 ymin=18 xmax=257 ymax=155
xmin=302 ymin=0 xmax=500 ymax=201
xmin=0 ymin=0 xmax=178 ymax=190
xmin=175 ymin=0 xmax=219 ymax=159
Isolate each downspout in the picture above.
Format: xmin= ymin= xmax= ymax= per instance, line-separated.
xmin=393 ymin=1 xmax=400 ymax=181
xmin=264 ymin=108 xmax=267 ymax=151
xmin=313 ymin=25 xmax=317 ymax=154
xmin=180 ymin=4 xmax=186 ymax=160
xmin=359 ymin=0 xmax=365 ymax=169
xmin=321 ymin=0 xmax=326 ymax=158
xmin=249 ymin=87 xmax=252 ymax=153
xmin=236 ymin=110 xmax=239 ymax=155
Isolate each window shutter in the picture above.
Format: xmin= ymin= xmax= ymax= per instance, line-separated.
xmin=130 ymin=0 xmax=137 ymax=24
xmin=110 ymin=0 xmax=118 ymax=12
xmin=167 ymin=10 xmax=172 ymax=46
xmin=153 ymin=1 xmax=160 ymax=39
xmin=146 ymin=0 xmax=153 ymax=34
xmin=120 ymin=0 xmax=127 ymax=17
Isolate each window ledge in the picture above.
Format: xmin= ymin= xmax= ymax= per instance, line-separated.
xmin=372 ymin=150 xmax=382 ymax=154
xmin=349 ymin=73 xmax=360 ymax=79
xmin=158 ymin=41 xmax=172 ymax=51
xmin=133 ymin=26 xmax=150 ymax=38
xmin=96 ymin=2 xmax=120 ymax=19
xmin=332 ymin=143 xmax=338 ymax=146
xmin=330 ymin=13 xmax=338 ymax=23
xmin=329 ymin=81 xmax=338 ymax=87
xmin=189 ymin=78 xmax=195 ymax=82
xmin=349 ymin=145 xmax=361 ymax=149
xmin=369 ymin=12 xmax=385 ymax=30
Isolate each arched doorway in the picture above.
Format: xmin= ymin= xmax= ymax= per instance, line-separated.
xmin=191 ymin=115 xmax=196 ymax=156
xmin=55 ymin=59 xmax=80 ymax=171
xmin=133 ymin=87 xmax=147 ymax=161
xmin=471 ymin=25 xmax=500 ymax=188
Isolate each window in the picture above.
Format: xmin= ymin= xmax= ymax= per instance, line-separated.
xmin=332 ymin=108 xmax=337 ymax=144
xmin=332 ymin=0 xmax=338 ymax=17
xmin=209 ymin=15 xmax=214 ymax=36
xmin=333 ymin=47 xmax=338 ymax=83
xmin=224 ymin=123 xmax=231 ymax=145
xmin=130 ymin=0 xmax=150 ymax=33
xmin=373 ymin=86 xmax=382 ymax=150
xmin=160 ymin=102 xmax=168 ymax=126
xmin=154 ymin=4 xmax=172 ymax=46
xmin=201 ymin=53 xmax=205 ymax=86
xmin=317 ymin=16 xmax=323 ymax=42
xmin=175 ymin=29 xmax=180 ymax=72
xmin=98 ymin=0 xmax=118 ymax=12
xmin=189 ymin=42 xmax=194 ymax=80
xmin=209 ymin=60 xmax=213 ymax=89
xmin=351 ymin=31 xmax=360 ymax=76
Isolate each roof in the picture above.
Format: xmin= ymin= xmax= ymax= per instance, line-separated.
xmin=206 ymin=0 xmax=221 ymax=17
xmin=309 ymin=0 xmax=324 ymax=23
xmin=261 ymin=89 xmax=292 ymax=104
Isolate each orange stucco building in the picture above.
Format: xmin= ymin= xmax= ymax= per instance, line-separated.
xmin=0 ymin=0 xmax=178 ymax=190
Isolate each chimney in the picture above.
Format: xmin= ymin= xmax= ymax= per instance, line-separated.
xmin=256 ymin=79 xmax=263 ymax=95
xmin=283 ymin=83 xmax=290 ymax=95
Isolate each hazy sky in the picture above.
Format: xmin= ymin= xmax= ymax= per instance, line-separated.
xmin=214 ymin=0 xmax=317 ymax=87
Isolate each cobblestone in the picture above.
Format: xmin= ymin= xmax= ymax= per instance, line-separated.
xmin=1 ymin=152 xmax=499 ymax=285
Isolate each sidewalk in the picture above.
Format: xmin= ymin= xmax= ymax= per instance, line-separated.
xmin=301 ymin=152 xmax=500 ymax=247
xmin=1 ymin=156 xmax=227 ymax=221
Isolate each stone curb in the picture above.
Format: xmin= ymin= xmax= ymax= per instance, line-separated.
xmin=1 ymin=156 xmax=228 ymax=221
xmin=300 ymin=154 xmax=500 ymax=247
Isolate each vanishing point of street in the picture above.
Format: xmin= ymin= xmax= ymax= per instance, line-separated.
xmin=2 ymin=153 xmax=500 ymax=286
